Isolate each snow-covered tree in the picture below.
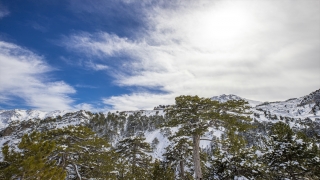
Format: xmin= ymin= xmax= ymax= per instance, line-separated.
xmin=0 ymin=126 xmax=117 ymax=180
xmin=151 ymin=159 xmax=175 ymax=180
xmin=164 ymin=95 xmax=251 ymax=179
xmin=0 ymin=132 xmax=66 ymax=180
xmin=207 ymin=130 xmax=265 ymax=179
xmin=116 ymin=136 xmax=152 ymax=179
xmin=263 ymin=122 xmax=320 ymax=179
xmin=163 ymin=137 xmax=193 ymax=179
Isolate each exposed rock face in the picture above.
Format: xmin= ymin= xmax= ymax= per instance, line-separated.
xmin=299 ymin=89 xmax=320 ymax=106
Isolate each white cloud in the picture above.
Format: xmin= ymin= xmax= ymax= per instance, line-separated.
xmin=74 ymin=103 xmax=96 ymax=112
xmin=102 ymin=93 xmax=175 ymax=111
xmin=63 ymin=32 xmax=143 ymax=58
xmin=0 ymin=4 xmax=9 ymax=19
xmin=75 ymin=84 xmax=97 ymax=89
xmin=0 ymin=41 xmax=76 ymax=111
xmin=65 ymin=0 xmax=320 ymax=110
xmin=85 ymin=61 xmax=109 ymax=71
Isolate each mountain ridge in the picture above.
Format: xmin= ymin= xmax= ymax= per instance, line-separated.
xmin=1 ymin=89 xmax=319 ymax=131
xmin=0 ymin=89 xmax=319 ymax=179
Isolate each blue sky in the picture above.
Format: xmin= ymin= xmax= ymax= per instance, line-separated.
xmin=0 ymin=0 xmax=319 ymax=111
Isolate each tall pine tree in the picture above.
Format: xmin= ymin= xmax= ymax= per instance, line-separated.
xmin=0 ymin=132 xmax=66 ymax=179
xmin=116 ymin=136 xmax=152 ymax=179
xmin=164 ymin=95 xmax=251 ymax=179
xmin=163 ymin=137 xmax=193 ymax=179
xmin=263 ymin=122 xmax=320 ymax=179
xmin=0 ymin=126 xmax=117 ymax=180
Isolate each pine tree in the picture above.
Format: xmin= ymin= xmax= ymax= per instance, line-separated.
xmin=151 ymin=159 xmax=175 ymax=180
xmin=163 ymin=137 xmax=193 ymax=179
xmin=0 ymin=125 xmax=117 ymax=180
xmin=263 ymin=122 xmax=320 ymax=179
xmin=116 ymin=136 xmax=152 ymax=179
xmin=207 ymin=130 xmax=265 ymax=179
xmin=0 ymin=132 xmax=66 ymax=180
xmin=164 ymin=95 xmax=251 ymax=179
xmin=43 ymin=126 xmax=116 ymax=179
xmin=151 ymin=137 xmax=160 ymax=150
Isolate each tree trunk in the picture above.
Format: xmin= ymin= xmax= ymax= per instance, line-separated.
xmin=132 ymin=143 xmax=137 ymax=175
xmin=192 ymin=134 xmax=202 ymax=180
xmin=179 ymin=160 xmax=185 ymax=180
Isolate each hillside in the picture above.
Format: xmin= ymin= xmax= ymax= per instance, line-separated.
xmin=0 ymin=89 xmax=319 ymax=179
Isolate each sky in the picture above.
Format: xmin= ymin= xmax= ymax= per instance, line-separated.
xmin=0 ymin=0 xmax=319 ymax=112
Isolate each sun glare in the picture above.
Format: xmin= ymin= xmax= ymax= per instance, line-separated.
xmin=182 ymin=4 xmax=253 ymax=51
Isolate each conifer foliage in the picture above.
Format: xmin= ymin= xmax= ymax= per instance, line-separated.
xmin=151 ymin=159 xmax=175 ymax=180
xmin=116 ymin=136 xmax=152 ymax=179
xmin=0 ymin=126 xmax=117 ymax=180
xmin=163 ymin=137 xmax=193 ymax=179
xmin=0 ymin=94 xmax=319 ymax=179
xmin=263 ymin=122 xmax=320 ymax=179
xmin=0 ymin=131 xmax=65 ymax=180
xmin=207 ymin=131 xmax=265 ymax=179
xmin=164 ymin=95 xmax=251 ymax=179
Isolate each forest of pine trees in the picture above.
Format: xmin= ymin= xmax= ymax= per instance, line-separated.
xmin=0 ymin=95 xmax=319 ymax=179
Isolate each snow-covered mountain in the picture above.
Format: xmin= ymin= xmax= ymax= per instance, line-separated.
xmin=211 ymin=94 xmax=244 ymax=102
xmin=0 ymin=89 xmax=320 ymax=180
xmin=1 ymin=89 xmax=318 ymax=126
xmin=0 ymin=109 xmax=68 ymax=130
xmin=1 ymin=89 xmax=319 ymax=160
xmin=211 ymin=94 xmax=262 ymax=106
xmin=210 ymin=90 xmax=320 ymax=120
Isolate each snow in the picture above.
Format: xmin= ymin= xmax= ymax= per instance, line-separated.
xmin=0 ymin=89 xmax=319 ymax=165
xmin=295 ymin=139 xmax=303 ymax=145
xmin=0 ymin=109 xmax=68 ymax=130
xmin=234 ymin=176 xmax=249 ymax=180
xmin=255 ymin=150 xmax=263 ymax=157
xmin=144 ymin=129 xmax=169 ymax=159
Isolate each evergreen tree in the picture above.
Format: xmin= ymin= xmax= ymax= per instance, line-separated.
xmin=0 ymin=132 xmax=66 ymax=180
xmin=0 ymin=126 xmax=117 ymax=180
xmin=163 ymin=137 xmax=193 ymax=179
xmin=151 ymin=137 xmax=160 ymax=150
xmin=151 ymin=159 xmax=175 ymax=180
xmin=263 ymin=122 xmax=320 ymax=179
xmin=43 ymin=126 xmax=116 ymax=179
xmin=207 ymin=130 xmax=265 ymax=179
xmin=164 ymin=95 xmax=251 ymax=179
xmin=116 ymin=136 xmax=152 ymax=179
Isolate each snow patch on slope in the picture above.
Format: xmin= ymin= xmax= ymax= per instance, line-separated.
xmin=211 ymin=94 xmax=262 ymax=107
xmin=0 ymin=109 xmax=68 ymax=130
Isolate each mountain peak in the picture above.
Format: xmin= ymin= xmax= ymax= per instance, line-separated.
xmin=211 ymin=94 xmax=243 ymax=102
xmin=299 ymin=89 xmax=320 ymax=106
xmin=211 ymin=94 xmax=263 ymax=107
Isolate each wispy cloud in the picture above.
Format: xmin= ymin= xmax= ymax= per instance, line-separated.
xmin=85 ymin=61 xmax=109 ymax=71
xmin=0 ymin=41 xmax=76 ymax=111
xmin=30 ymin=22 xmax=48 ymax=32
xmin=0 ymin=3 xmax=9 ymax=19
xmin=59 ymin=55 xmax=109 ymax=72
xmin=64 ymin=0 xmax=320 ymax=110
xmin=75 ymin=84 xmax=98 ymax=89
xmin=74 ymin=103 xmax=96 ymax=112
xmin=102 ymin=93 xmax=175 ymax=111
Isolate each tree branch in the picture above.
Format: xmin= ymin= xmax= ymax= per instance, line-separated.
xmin=73 ymin=163 xmax=82 ymax=180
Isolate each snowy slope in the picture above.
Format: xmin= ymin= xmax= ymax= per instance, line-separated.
xmin=2 ymin=90 xmax=317 ymax=130
xmin=211 ymin=94 xmax=262 ymax=107
xmin=0 ymin=89 xmax=319 ymax=161
xmin=0 ymin=110 xmax=92 ymax=160
xmin=0 ymin=109 xmax=68 ymax=130
xmin=254 ymin=97 xmax=318 ymax=120
xmin=210 ymin=91 xmax=320 ymax=121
